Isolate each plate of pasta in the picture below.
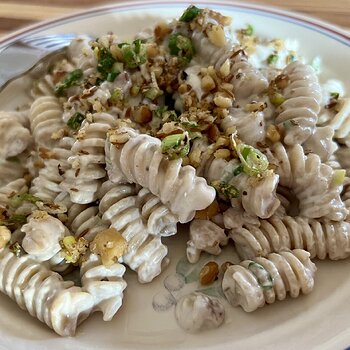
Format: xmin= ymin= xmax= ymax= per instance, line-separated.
xmin=0 ymin=1 xmax=349 ymax=349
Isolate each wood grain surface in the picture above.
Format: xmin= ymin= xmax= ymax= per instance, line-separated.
xmin=0 ymin=0 xmax=349 ymax=38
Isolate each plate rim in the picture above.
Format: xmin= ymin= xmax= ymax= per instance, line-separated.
xmin=0 ymin=0 xmax=349 ymax=50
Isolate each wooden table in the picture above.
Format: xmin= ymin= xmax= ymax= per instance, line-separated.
xmin=0 ymin=0 xmax=349 ymax=38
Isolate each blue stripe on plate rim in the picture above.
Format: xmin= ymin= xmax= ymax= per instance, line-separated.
xmin=0 ymin=0 xmax=349 ymax=50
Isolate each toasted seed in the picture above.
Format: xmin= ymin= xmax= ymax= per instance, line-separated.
xmin=266 ymin=124 xmax=281 ymax=142
xmin=199 ymin=261 xmax=219 ymax=285
xmin=219 ymin=59 xmax=231 ymax=77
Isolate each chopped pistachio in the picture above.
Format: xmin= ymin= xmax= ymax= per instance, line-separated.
xmin=332 ymin=169 xmax=346 ymax=186
xmin=211 ymin=180 xmax=239 ymax=199
xmin=267 ymin=53 xmax=278 ymax=65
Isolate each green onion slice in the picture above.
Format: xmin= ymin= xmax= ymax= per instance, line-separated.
xmin=168 ymin=33 xmax=195 ymax=64
xmin=236 ymin=143 xmax=269 ymax=177
xmin=179 ymin=5 xmax=201 ymax=22
xmin=161 ymin=133 xmax=190 ymax=159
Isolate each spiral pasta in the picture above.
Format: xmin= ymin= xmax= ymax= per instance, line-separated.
xmin=186 ymin=219 xmax=228 ymax=263
xmin=267 ymin=142 xmax=347 ymax=221
xmin=275 ymin=61 xmax=322 ymax=145
xmin=29 ymin=96 xmax=66 ymax=149
xmin=0 ymin=248 xmax=94 ymax=336
xmin=229 ymin=214 xmax=350 ymax=260
xmin=204 ymin=157 xmax=280 ymax=219
xmin=80 ymin=252 xmax=127 ymax=321
xmin=107 ymin=127 xmax=216 ymax=223
xmin=136 ymin=187 xmax=178 ymax=237
xmin=99 ymin=182 xmax=168 ymax=283
xmin=0 ymin=160 xmax=26 ymax=188
xmin=30 ymin=137 xmax=74 ymax=202
xmin=61 ymin=112 xmax=118 ymax=204
xmin=221 ymin=108 xmax=266 ymax=146
xmin=222 ymin=249 xmax=316 ymax=312
xmin=0 ymin=178 xmax=28 ymax=209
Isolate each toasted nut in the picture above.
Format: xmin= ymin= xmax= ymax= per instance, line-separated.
xmin=0 ymin=226 xmax=11 ymax=249
xmin=178 ymin=83 xmax=188 ymax=94
xmin=214 ymin=148 xmax=231 ymax=159
xmin=146 ymin=43 xmax=159 ymax=58
xmin=207 ymin=124 xmax=220 ymax=142
xmin=90 ymin=228 xmax=127 ymax=266
xmin=109 ymin=131 xmax=130 ymax=145
xmin=220 ymin=261 xmax=233 ymax=274
xmin=206 ymin=24 xmax=226 ymax=47
xmin=199 ymin=261 xmax=219 ymax=285
xmin=154 ymin=21 xmax=171 ymax=41
xmin=195 ymin=200 xmax=219 ymax=220
xmin=266 ymin=124 xmax=281 ymax=143
xmin=245 ymin=101 xmax=267 ymax=113
xmin=201 ymin=75 xmax=216 ymax=92
xmin=133 ymin=105 xmax=152 ymax=124
xmin=219 ymin=59 xmax=231 ymax=77
xmin=214 ymin=93 xmax=232 ymax=108
xmin=151 ymin=66 xmax=163 ymax=78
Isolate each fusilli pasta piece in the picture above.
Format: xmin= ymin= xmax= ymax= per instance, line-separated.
xmin=204 ymin=157 xmax=280 ymax=219
xmin=0 ymin=178 xmax=28 ymax=209
xmin=136 ymin=187 xmax=178 ymax=237
xmin=186 ymin=219 xmax=228 ymax=263
xmin=221 ymin=107 xmax=265 ymax=146
xmin=326 ymin=98 xmax=350 ymax=140
xmin=61 ymin=112 xmax=118 ymax=204
xmin=275 ymin=61 xmax=322 ymax=145
xmin=30 ymin=137 xmax=74 ymax=202
xmin=99 ymin=183 xmax=168 ymax=283
xmin=80 ymin=252 xmax=127 ymax=321
xmin=21 ymin=212 xmax=69 ymax=262
xmin=222 ymin=249 xmax=316 ymax=312
xmin=267 ymin=142 xmax=347 ymax=221
xmin=0 ymin=248 xmax=93 ymax=336
xmin=107 ymin=127 xmax=215 ymax=223
xmin=229 ymin=215 xmax=350 ymax=260
xmin=29 ymin=96 xmax=65 ymax=149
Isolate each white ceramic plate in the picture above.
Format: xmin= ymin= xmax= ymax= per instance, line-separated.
xmin=0 ymin=1 xmax=350 ymax=349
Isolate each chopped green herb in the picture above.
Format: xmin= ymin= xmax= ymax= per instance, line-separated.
xmin=9 ymin=193 xmax=42 ymax=208
xmin=6 ymin=156 xmax=20 ymax=163
xmin=211 ymin=180 xmax=239 ymax=200
xmin=267 ymin=54 xmax=278 ymax=65
xmin=168 ymin=33 xmax=195 ymax=64
xmin=179 ymin=5 xmax=201 ymax=22
xmin=233 ymin=164 xmax=244 ymax=176
xmin=9 ymin=242 xmax=24 ymax=257
xmin=242 ymin=24 xmax=254 ymax=36
xmin=181 ymin=120 xmax=198 ymax=130
xmin=97 ymin=48 xmax=117 ymax=81
xmin=67 ymin=112 xmax=85 ymax=131
xmin=236 ymin=143 xmax=269 ymax=177
xmin=248 ymin=261 xmax=273 ymax=290
xmin=161 ymin=133 xmax=190 ymax=159
xmin=121 ymin=39 xmax=147 ymax=69
xmin=55 ymin=69 xmax=83 ymax=96
xmin=0 ymin=214 xmax=27 ymax=227
xmin=330 ymin=92 xmax=340 ymax=99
